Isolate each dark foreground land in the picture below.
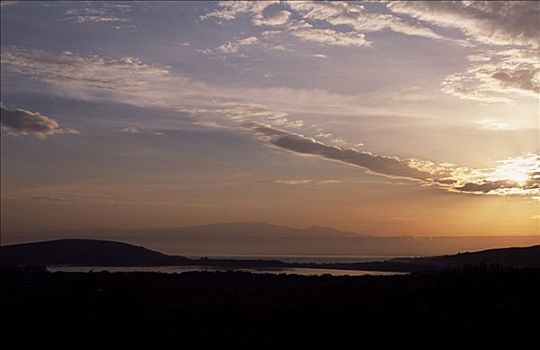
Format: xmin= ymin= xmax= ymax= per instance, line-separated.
xmin=2 ymin=266 xmax=539 ymax=349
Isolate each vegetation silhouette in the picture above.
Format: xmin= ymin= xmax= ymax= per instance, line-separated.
xmin=2 ymin=241 xmax=539 ymax=348
xmin=1 ymin=265 xmax=538 ymax=348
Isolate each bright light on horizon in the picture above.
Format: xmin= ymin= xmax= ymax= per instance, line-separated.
xmin=489 ymin=154 xmax=539 ymax=186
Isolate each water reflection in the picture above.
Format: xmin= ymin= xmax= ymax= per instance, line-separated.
xmin=47 ymin=265 xmax=406 ymax=276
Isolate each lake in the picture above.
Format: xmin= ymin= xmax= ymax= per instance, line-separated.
xmin=47 ymin=265 xmax=407 ymax=276
xmin=183 ymin=254 xmax=408 ymax=264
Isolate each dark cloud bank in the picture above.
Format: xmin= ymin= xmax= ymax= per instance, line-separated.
xmin=0 ymin=103 xmax=77 ymax=138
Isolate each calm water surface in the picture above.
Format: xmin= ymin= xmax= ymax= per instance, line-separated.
xmin=47 ymin=265 xmax=406 ymax=276
xmin=183 ymin=254 xmax=409 ymax=264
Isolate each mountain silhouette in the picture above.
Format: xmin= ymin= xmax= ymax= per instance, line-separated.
xmin=135 ymin=221 xmax=361 ymax=237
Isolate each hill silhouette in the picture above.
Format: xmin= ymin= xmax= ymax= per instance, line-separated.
xmin=2 ymin=239 xmax=539 ymax=271
xmin=6 ymin=222 xmax=539 ymax=256
xmin=304 ymin=244 xmax=540 ymax=272
xmin=0 ymin=239 xmax=187 ymax=266
xmin=411 ymin=244 xmax=540 ymax=268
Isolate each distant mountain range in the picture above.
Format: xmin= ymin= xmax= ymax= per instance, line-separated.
xmin=133 ymin=222 xmax=361 ymax=237
xmin=2 ymin=239 xmax=539 ymax=272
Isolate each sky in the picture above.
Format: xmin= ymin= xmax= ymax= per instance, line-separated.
xmin=1 ymin=1 xmax=539 ymax=237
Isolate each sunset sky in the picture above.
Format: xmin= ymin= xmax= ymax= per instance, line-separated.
xmin=1 ymin=1 xmax=539 ymax=237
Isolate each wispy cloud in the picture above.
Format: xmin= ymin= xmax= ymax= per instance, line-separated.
xmin=15 ymin=190 xmax=179 ymax=207
xmin=476 ymin=119 xmax=513 ymax=131
xmin=114 ymin=127 xmax=141 ymax=134
xmin=286 ymin=20 xmax=370 ymax=47
xmin=288 ymin=1 xmax=441 ymax=40
xmin=1 ymin=48 xmax=170 ymax=94
xmin=201 ymin=1 xmax=539 ymax=105
xmin=387 ymin=1 xmax=540 ymax=47
xmin=2 ymin=47 xmax=538 ymax=200
xmin=201 ymin=1 xmax=277 ymax=22
xmin=0 ymin=1 xmax=18 ymax=8
xmin=274 ymin=179 xmax=342 ymax=185
xmin=202 ymin=0 xmax=442 ymax=50
xmin=312 ymin=54 xmax=328 ymax=59
xmin=63 ymin=3 xmax=135 ymax=29
xmin=274 ymin=179 xmax=313 ymax=185
xmin=1 ymin=48 xmax=378 ymax=116
xmin=385 ymin=2 xmax=540 ymax=104
xmin=217 ymin=36 xmax=258 ymax=54
xmin=442 ymin=48 xmax=539 ymax=103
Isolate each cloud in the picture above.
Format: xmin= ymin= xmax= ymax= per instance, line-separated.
xmin=115 ymin=127 xmax=141 ymax=134
xmin=287 ymin=20 xmax=370 ymax=47
xmin=1 ymin=48 xmax=170 ymax=93
xmin=261 ymin=30 xmax=282 ymax=37
xmin=1 ymin=48 xmax=386 ymax=117
xmin=288 ymin=1 xmax=442 ymax=39
xmin=476 ymin=119 xmax=513 ymax=131
xmin=437 ymin=154 xmax=540 ymax=197
xmin=252 ymin=10 xmax=291 ymax=26
xmin=201 ymin=1 xmax=277 ymax=21
xmin=491 ymin=69 xmax=539 ymax=94
xmin=317 ymin=180 xmax=342 ymax=185
xmin=247 ymin=124 xmax=540 ymax=199
xmin=0 ymin=103 xmax=78 ymax=138
xmin=202 ymin=103 xmax=307 ymax=132
xmin=312 ymin=54 xmax=328 ymax=59
xmin=63 ymin=3 xmax=134 ymax=29
xmin=5 ymin=187 xmax=180 ymax=207
xmin=2 ymin=47 xmax=537 ymax=200
xmin=202 ymin=2 xmax=539 ymax=103
xmin=113 ymin=127 xmax=165 ymax=136
xmin=1 ymin=48 xmax=173 ymax=106
xmin=385 ymin=2 xmax=540 ymax=103
xmin=387 ymin=1 xmax=540 ymax=47
xmin=0 ymin=1 xmax=18 ymax=8
xmin=452 ymin=180 xmax=515 ymax=193
xmin=467 ymin=54 xmax=491 ymax=62
xmin=252 ymin=125 xmax=432 ymax=181
xmin=274 ymin=179 xmax=312 ymax=185
xmin=441 ymin=48 xmax=539 ymax=102
xmin=201 ymin=0 xmax=441 ymax=50
xmin=65 ymin=13 xmax=129 ymax=24
xmin=274 ymin=179 xmax=342 ymax=185
xmin=29 ymin=195 xmax=68 ymax=202
xmin=217 ymin=36 xmax=258 ymax=54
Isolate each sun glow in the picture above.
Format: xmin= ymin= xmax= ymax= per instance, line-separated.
xmin=489 ymin=154 xmax=539 ymax=186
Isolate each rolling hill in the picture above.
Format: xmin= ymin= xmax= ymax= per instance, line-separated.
xmin=2 ymin=239 xmax=539 ymax=271
xmin=0 ymin=239 xmax=187 ymax=266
